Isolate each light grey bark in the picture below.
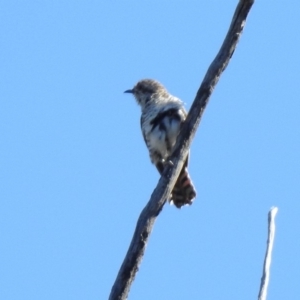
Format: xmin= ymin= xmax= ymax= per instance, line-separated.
xmin=109 ymin=1 xmax=255 ymax=299
xmin=258 ymin=207 xmax=278 ymax=300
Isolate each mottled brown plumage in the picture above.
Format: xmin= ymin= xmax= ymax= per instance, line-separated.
xmin=125 ymin=79 xmax=196 ymax=208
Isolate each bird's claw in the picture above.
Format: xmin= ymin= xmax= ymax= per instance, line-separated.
xmin=161 ymin=158 xmax=173 ymax=166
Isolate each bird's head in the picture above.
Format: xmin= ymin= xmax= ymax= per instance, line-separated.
xmin=124 ymin=79 xmax=168 ymax=109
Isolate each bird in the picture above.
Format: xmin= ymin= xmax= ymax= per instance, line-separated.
xmin=124 ymin=79 xmax=196 ymax=208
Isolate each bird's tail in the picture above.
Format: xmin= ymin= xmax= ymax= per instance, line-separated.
xmin=170 ymin=167 xmax=196 ymax=208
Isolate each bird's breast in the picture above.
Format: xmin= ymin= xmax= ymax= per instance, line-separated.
xmin=141 ymin=105 xmax=184 ymax=159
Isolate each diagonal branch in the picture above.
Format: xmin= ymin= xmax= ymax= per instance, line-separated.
xmin=109 ymin=1 xmax=255 ymax=299
xmin=258 ymin=207 xmax=279 ymax=300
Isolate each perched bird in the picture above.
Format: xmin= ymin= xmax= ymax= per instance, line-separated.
xmin=124 ymin=79 xmax=196 ymax=208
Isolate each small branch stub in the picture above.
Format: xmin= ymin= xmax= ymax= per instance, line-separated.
xmin=258 ymin=207 xmax=279 ymax=300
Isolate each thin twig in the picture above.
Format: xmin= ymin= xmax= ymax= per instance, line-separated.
xmin=109 ymin=1 xmax=255 ymax=299
xmin=258 ymin=207 xmax=279 ymax=300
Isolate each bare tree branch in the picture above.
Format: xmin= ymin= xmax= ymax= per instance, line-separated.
xmin=258 ymin=207 xmax=279 ymax=300
xmin=109 ymin=1 xmax=254 ymax=299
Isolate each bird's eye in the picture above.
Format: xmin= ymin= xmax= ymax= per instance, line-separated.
xmin=145 ymin=96 xmax=151 ymax=103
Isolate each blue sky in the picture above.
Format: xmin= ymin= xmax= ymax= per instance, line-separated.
xmin=1 ymin=1 xmax=299 ymax=299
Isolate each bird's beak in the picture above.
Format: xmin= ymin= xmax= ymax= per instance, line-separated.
xmin=124 ymin=89 xmax=134 ymax=94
